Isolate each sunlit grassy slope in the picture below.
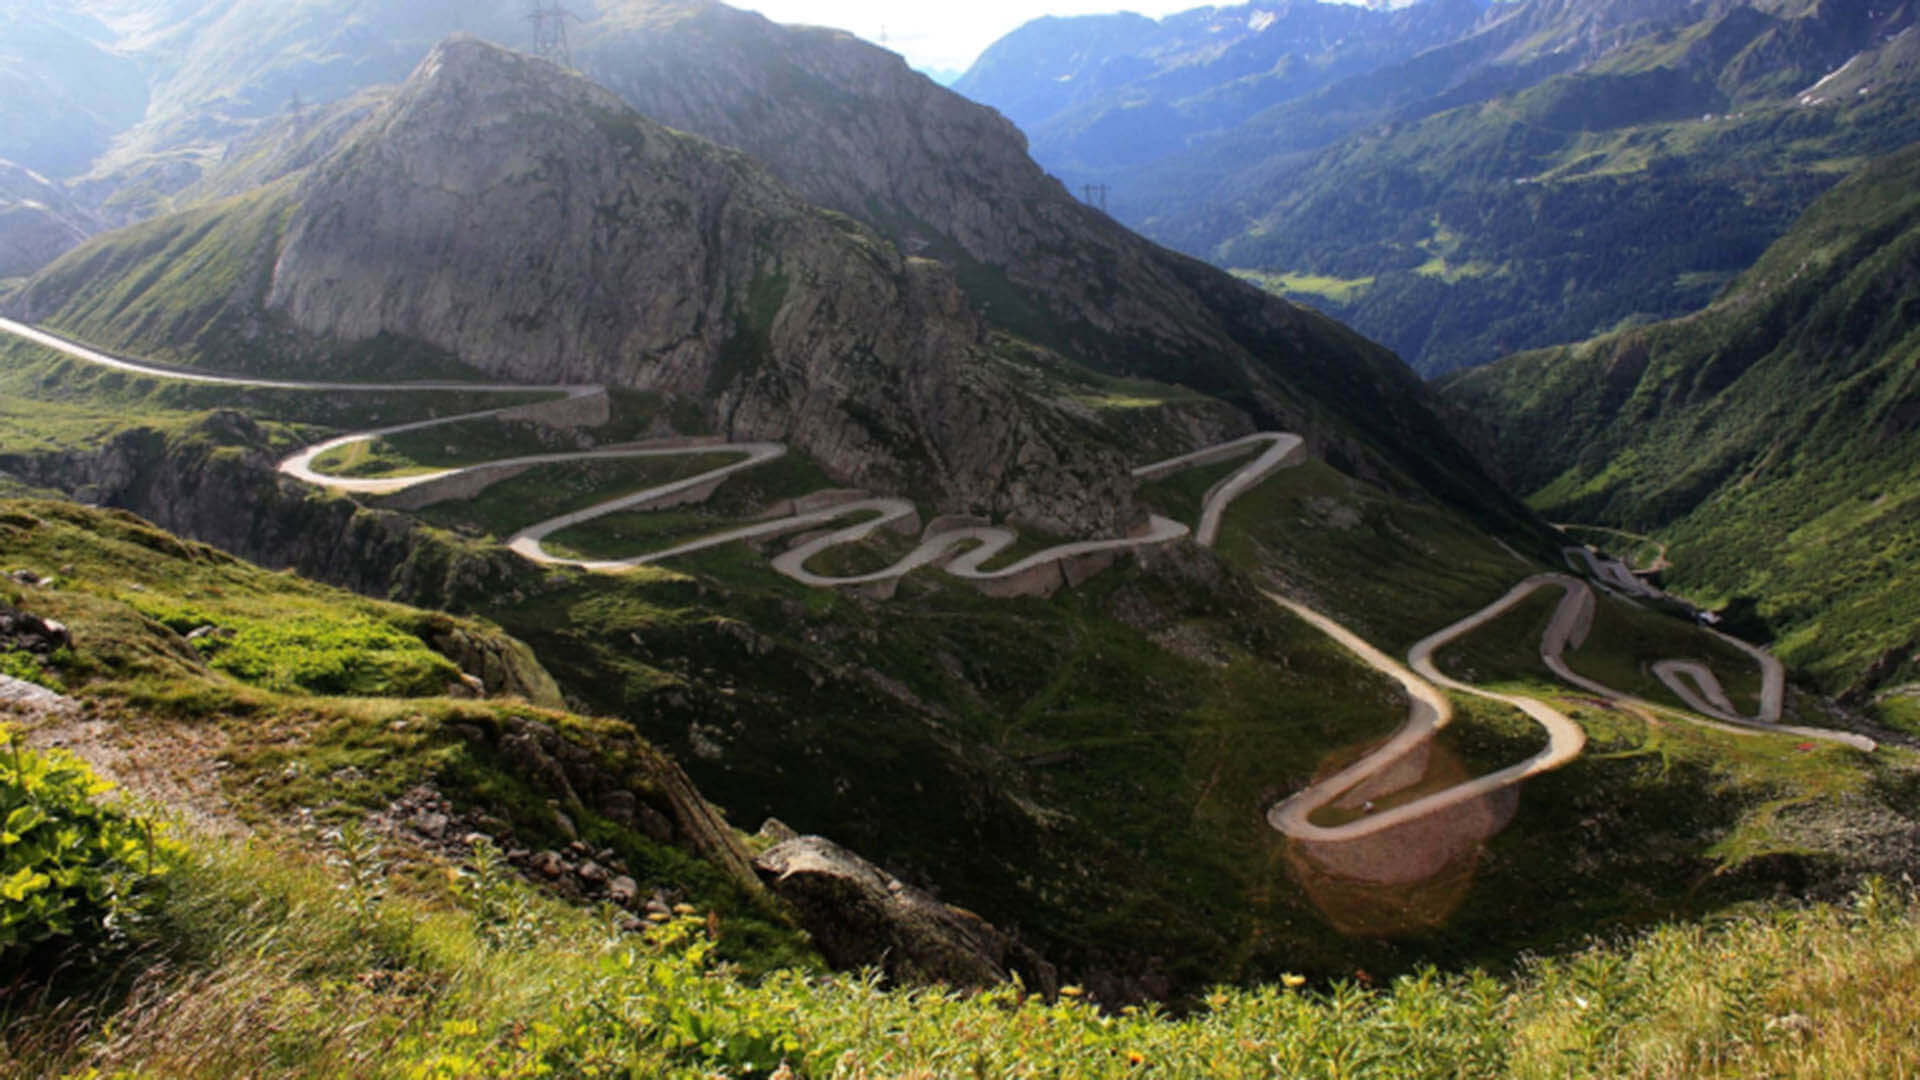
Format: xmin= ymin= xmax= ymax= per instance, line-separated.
xmin=9 ymin=807 xmax=1919 ymax=1079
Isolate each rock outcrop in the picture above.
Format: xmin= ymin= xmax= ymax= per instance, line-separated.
xmin=470 ymin=712 xmax=764 ymax=894
xmin=755 ymin=834 xmax=1057 ymax=994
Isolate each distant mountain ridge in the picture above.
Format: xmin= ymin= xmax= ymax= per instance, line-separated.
xmin=953 ymin=0 xmax=1486 ymax=177
xmin=957 ymin=0 xmax=1920 ymax=374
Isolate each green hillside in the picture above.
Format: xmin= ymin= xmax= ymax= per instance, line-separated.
xmin=2 ymin=501 xmax=1918 ymax=1077
xmin=1444 ymin=143 xmax=1920 ymax=702
xmin=2 ymin=325 xmax=1911 ymax=997
xmin=1192 ymin=43 xmax=1920 ymax=374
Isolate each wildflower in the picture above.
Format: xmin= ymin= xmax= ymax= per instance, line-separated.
xmin=1127 ymin=1050 xmax=1145 ymax=1066
xmin=1281 ymin=974 xmax=1306 ymax=989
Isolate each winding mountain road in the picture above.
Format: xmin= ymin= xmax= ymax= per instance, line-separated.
xmin=0 ymin=319 xmax=1872 ymax=853
xmin=1266 ymin=579 xmax=1590 ymax=844
xmin=0 ymin=319 xmax=1282 ymax=589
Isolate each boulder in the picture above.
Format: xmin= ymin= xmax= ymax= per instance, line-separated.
xmin=755 ymin=835 xmax=1055 ymax=995
xmin=0 ymin=602 xmax=70 ymax=654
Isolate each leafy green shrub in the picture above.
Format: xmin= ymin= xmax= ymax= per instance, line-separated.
xmin=399 ymin=912 xmax=804 ymax=1079
xmin=0 ymin=649 xmax=61 ymax=691
xmin=1 ymin=726 xmax=176 ymax=961
xmin=208 ymin=615 xmax=462 ymax=697
xmin=448 ymin=836 xmax=548 ymax=950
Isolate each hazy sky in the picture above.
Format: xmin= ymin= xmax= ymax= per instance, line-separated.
xmin=727 ymin=1 xmax=1211 ymax=77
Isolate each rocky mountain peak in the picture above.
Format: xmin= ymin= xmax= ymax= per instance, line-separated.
xmin=26 ymin=32 xmax=1147 ymax=535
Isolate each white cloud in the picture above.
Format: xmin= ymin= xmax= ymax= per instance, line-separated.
xmin=728 ymin=1 xmax=1225 ymax=75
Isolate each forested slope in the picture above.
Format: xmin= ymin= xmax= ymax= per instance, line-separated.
xmin=1445 ymin=143 xmax=1920 ymax=698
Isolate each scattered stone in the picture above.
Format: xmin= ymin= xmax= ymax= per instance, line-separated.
xmin=577 ymin=860 xmax=609 ymax=886
xmin=550 ymin=808 xmax=578 ymax=841
xmin=445 ymin=672 xmax=487 ymax=699
xmin=531 ymin=850 xmax=567 ymax=879
xmin=599 ymin=789 xmax=638 ymax=827
xmin=608 ymin=876 xmax=639 ymax=906
xmin=0 ymin=673 xmax=75 ymax=713
xmin=411 ymin=811 xmax=450 ymax=839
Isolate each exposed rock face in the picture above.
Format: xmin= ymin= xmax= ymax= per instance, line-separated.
xmin=21 ymin=36 xmax=1139 ymax=534
xmin=0 ymin=426 xmax=564 ymax=706
xmin=570 ymin=3 xmax=1541 ymax=534
xmin=756 ymin=834 xmax=1057 ymax=994
xmin=581 ymin=2 xmax=1288 ymax=379
xmin=174 ymin=89 xmax=390 ymax=211
xmin=478 ymin=713 xmax=764 ymax=894
xmin=13 ymin=6 xmax=1548 ymax=538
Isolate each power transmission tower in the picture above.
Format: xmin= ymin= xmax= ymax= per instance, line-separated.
xmin=528 ymin=2 xmax=577 ymax=69
xmin=1081 ymin=184 xmax=1110 ymax=213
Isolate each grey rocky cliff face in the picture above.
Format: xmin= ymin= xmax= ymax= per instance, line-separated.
xmin=578 ymin=3 xmax=1252 ymax=365
xmin=569 ymin=4 xmax=1538 ymax=532
xmin=261 ymin=36 xmax=1137 ymax=534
